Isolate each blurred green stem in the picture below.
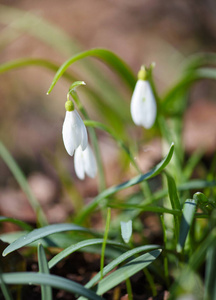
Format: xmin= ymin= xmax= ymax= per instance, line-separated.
xmin=100 ymin=208 xmax=111 ymax=280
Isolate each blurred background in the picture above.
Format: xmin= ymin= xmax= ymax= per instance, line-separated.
xmin=0 ymin=0 xmax=216 ymax=225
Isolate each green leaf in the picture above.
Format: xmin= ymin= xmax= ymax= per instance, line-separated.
xmin=100 ymin=208 xmax=111 ymax=279
xmin=109 ymin=204 xmax=181 ymax=216
xmin=96 ymin=249 xmax=161 ymax=295
xmin=47 ymin=48 xmax=136 ymax=95
xmin=3 ymin=223 xmax=95 ymax=256
xmin=0 ymin=272 xmax=104 ymax=300
xmin=165 ymin=172 xmax=181 ymax=243
xmin=0 ymin=141 xmax=48 ymax=227
xmin=162 ymin=67 xmax=216 ymax=114
xmin=0 ymin=269 xmax=13 ymax=300
xmin=80 ymin=245 xmax=160 ymax=294
xmin=68 ymin=81 xmax=86 ymax=93
xmin=75 ymin=143 xmax=174 ymax=224
xmin=0 ymin=216 xmax=33 ymax=231
xmin=204 ymin=245 xmax=216 ymax=300
xmin=48 ymin=239 xmax=127 ymax=269
xmin=38 ymin=243 xmax=52 ymax=300
xmin=177 ymin=199 xmax=197 ymax=252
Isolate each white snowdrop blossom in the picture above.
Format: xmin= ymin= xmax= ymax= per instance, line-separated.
xmin=62 ymin=100 xmax=88 ymax=156
xmin=74 ymin=144 xmax=97 ymax=180
xmin=130 ymin=75 xmax=157 ymax=129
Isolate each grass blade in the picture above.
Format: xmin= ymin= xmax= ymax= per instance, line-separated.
xmin=0 ymin=272 xmax=104 ymax=300
xmin=38 ymin=243 xmax=52 ymax=300
xmin=165 ymin=172 xmax=181 ymax=244
xmin=0 ymin=216 xmax=33 ymax=231
xmin=0 ymin=141 xmax=48 ymax=227
xmin=204 ymin=245 xmax=216 ymax=300
xmin=0 ymin=269 xmax=13 ymax=300
xmin=3 ymin=223 xmax=96 ymax=256
xmin=75 ymin=143 xmax=174 ymax=224
xmin=47 ymin=48 xmax=135 ymax=95
xmin=96 ymin=249 xmax=162 ymax=295
xmin=80 ymin=245 xmax=160 ymax=294
xmin=100 ymin=208 xmax=111 ymax=279
xmin=48 ymin=239 xmax=127 ymax=269
xmin=177 ymin=199 xmax=197 ymax=253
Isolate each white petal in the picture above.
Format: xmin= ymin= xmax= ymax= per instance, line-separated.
xmin=83 ymin=145 xmax=97 ymax=178
xmin=140 ymin=81 xmax=157 ymax=129
xmin=74 ymin=146 xmax=85 ymax=180
xmin=62 ymin=110 xmax=88 ymax=156
xmin=62 ymin=111 xmax=80 ymax=156
xmin=74 ymin=110 xmax=88 ymax=151
xmin=130 ymin=80 xmax=157 ymax=129
xmin=130 ymin=80 xmax=146 ymax=126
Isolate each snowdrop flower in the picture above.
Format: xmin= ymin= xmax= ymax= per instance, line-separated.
xmin=62 ymin=100 xmax=88 ymax=156
xmin=130 ymin=66 xmax=157 ymax=129
xmin=74 ymin=144 xmax=97 ymax=180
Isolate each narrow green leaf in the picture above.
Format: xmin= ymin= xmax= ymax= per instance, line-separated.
xmin=165 ymin=172 xmax=181 ymax=244
xmin=183 ymin=149 xmax=204 ymax=180
xmin=47 ymin=48 xmax=136 ymax=95
xmin=0 ymin=216 xmax=33 ymax=231
xmin=100 ymin=208 xmax=111 ymax=279
xmin=75 ymin=143 xmax=174 ymax=224
xmin=38 ymin=243 xmax=52 ymax=300
xmin=165 ymin=173 xmax=181 ymax=210
xmin=183 ymin=53 xmax=216 ymax=71
xmin=0 ymin=272 xmax=104 ymax=300
xmin=109 ymin=204 xmax=181 ymax=216
xmin=81 ymin=245 xmax=160 ymax=294
xmin=3 ymin=223 xmax=95 ymax=256
xmin=0 ymin=141 xmax=48 ymax=227
xmin=0 ymin=269 xmax=13 ymax=300
xmin=162 ymin=67 xmax=216 ymax=113
xmin=204 ymin=245 xmax=216 ymax=300
xmin=48 ymin=239 xmax=127 ymax=269
xmin=177 ymin=199 xmax=197 ymax=252
xmin=96 ymin=249 xmax=162 ymax=295
xmin=68 ymin=81 xmax=86 ymax=93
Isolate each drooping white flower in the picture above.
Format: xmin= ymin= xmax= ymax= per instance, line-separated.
xmin=74 ymin=144 xmax=97 ymax=180
xmin=130 ymin=68 xmax=157 ymax=129
xmin=62 ymin=100 xmax=88 ymax=156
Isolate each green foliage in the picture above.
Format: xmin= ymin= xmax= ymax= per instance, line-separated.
xmin=0 ymin=7 xmax=216 ymax=299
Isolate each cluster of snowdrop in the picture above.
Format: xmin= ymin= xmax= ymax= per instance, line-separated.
xmin=62 ymin=65 xmax=157 ymax=180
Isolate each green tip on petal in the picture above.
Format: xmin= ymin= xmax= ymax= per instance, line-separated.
xmin=65 ymin=100 xmax=74 ymax=111
xmin=137 ymin=66 xmax=147 ymax=80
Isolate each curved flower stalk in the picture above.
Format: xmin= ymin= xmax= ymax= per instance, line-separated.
xmin=74 ymin=144 xmax=97 ymax=180
xmin=62 ymin=100 xmax=88 ymax=156
xmin=130 ymin=66 xmax=157 ymax=129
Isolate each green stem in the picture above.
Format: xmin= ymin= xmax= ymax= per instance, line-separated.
xmin=143 ymin=268 xmax=157 ymax=297
xmin=160 ymin=215 xmax=170 ymax=287
xmin=126 ymin=278 xmax=133 ymax=300
xmin=100 ymin=208 xmax=111 ymax=280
